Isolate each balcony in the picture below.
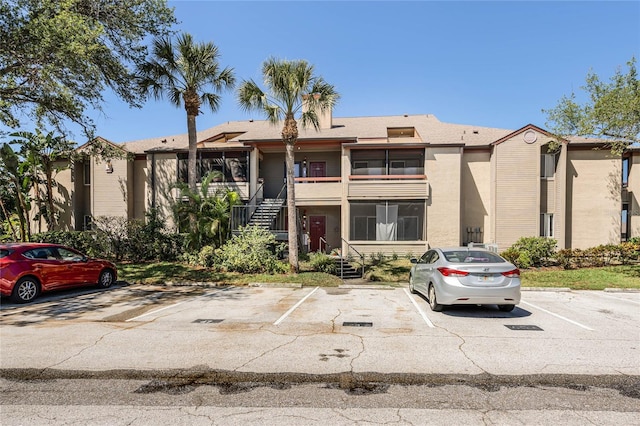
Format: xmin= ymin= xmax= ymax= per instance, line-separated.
xmin=348 ymin=174 xmax=428 ymax=199
xmin=294 ymin=177 xmax=342 ymax=205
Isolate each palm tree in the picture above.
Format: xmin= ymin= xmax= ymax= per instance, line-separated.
xmin=137 ymin=33 xmax=235 ymax=193
xmin=237 ymin=58 xmax=339 ymax=272
xmin=172 ymin=171 xmax=240 ymax=251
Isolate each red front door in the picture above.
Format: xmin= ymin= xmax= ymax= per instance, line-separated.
xmin=309 ymin=162 xmax=326 ymax=178
xmin=309 ymin=216 xmax=326 ymax=252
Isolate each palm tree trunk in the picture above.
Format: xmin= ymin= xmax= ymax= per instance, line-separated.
xmin=285 ymin=140 xmax=299 ymax=272
xmin=187 ymin=113 xmax=198 ymax=192
xmin=186 ymin=113 xmax=198 ymax=230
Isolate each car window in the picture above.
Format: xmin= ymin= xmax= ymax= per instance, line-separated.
xmin=56 ymin=247 xmax=83 ymax=261
xmin=419 ymin=251 xmax=432 ymax=264
xmin=429 ymin=251 xmax=439 ymax=264
xmin=24 ymin=248 xmax=58 ymax=260
xmin=444 ymin=250 xmax=506 ymax=263
xmin=0 ymin=248 xmax=10 ymax=258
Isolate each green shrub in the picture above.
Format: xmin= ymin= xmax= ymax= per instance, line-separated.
xmin=500 ymin=247 xmax=520 ymax=264
xmin=556 ymin=248 xmax=574 ymax=269
xmin=309 ymin=251 xmax=337 ymax=274
xmin=196 ymin=245 xmax=218 ymax=268
xmin=32 ymin=230 xmax=110 ymax=259
xmin=34 ymin=210 xmax=184 ymax=262
xmin=511 ymin=236 xmax=557 ymax=267
xmin=500 ymin=247 xmax=532 ymax=269
xmin=215 ymin=225 xmax=287 ymax=274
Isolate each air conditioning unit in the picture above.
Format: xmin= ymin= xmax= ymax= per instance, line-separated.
xmin=467 ymin=242 xmax=499 ymax=253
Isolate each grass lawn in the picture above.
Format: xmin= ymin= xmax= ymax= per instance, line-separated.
xmin=117 ymin=259 xmax=640 ymax=291
xmin=520 ymin=265 xmax=640 ymax=290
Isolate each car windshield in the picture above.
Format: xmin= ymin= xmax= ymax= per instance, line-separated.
xmin=443 ymin=250 xmax=506 ymax=263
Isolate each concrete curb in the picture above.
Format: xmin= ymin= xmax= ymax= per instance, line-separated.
xmin=521 ymin=287 xmax=571 ymax=292
xmin=248 ymin=282 xmax=303 ymax=288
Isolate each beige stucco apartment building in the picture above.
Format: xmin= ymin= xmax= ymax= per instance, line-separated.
xmin=48 ymin=113 xmax=639 ymax=256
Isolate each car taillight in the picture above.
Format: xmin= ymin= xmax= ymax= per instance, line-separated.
xmin=501 ymin=269 xmax=520 ymax=278
xmin=437 ymin=267 xmax=469 ymax=277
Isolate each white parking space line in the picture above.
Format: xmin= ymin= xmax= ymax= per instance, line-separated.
xmin=404 ymin=288 xmax=435 ymax=328
xmin=125 ymin=287 xmax=232 ymax=322
xmin=273 ymin=286 xmax=319 ymax=326
xmin=125 ymin=300 xmax=189 ymax=322
xmin=521 ymin=300 xmax=594 ymax=331
xmin=598 ymin=293 xmax=640 ymax=305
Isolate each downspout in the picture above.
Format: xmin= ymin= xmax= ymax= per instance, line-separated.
xmin=151 ymin=153 xmax=156 ymax=210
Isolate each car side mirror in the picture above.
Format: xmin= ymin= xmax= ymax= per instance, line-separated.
xmin=410 ymin=258 xmax=417 ymax=264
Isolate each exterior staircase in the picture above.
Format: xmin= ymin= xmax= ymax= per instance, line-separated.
xmin=332 ymin=256 xmax=363 ymax=279
xmin=248 ymin=198 xmax=285 ymax=229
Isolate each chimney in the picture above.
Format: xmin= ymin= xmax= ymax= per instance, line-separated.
xmin=302 ymin=94 xmax=332 ymax=130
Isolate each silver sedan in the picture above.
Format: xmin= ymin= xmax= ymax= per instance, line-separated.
xmin=409 ymin=247 xmax=521 ymax=312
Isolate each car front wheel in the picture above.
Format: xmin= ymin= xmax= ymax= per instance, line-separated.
xmin=11 ymin=277 xmax=40 ymax=303
xmin=428 ymin=284 xmax=443 ymax=312
xmin=97 ymin=269 xmax=115 ymax=289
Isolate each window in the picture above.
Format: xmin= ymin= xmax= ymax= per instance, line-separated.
xmin=56 ymin=247 xmax=83 ymax=261
xmin=540 ymin=153 xmax=556 ymax=178
xmin=350 ymin=201 xmax=424 ymax=241
xmin=351 ymin=150 xmax=385 ymax=175
xmin=540 ymin=213 xmax=554 ymax=237
xmin=443 ymin=250 xmax=506 ymax=263
xmin=83 ymin=161 xmax=91 ymax=185
xmin=352 ymin=216 xmax=376 ymax=240
xmin=622 ymin=156 xmax=630 ymax=187
xmin=622 ymin=203 xmax=630 ymax=241
xmin=351 ymin=149 xmax=424 ymax=176
xmin=419 ymin=250 xmax=433 ymax=264
xmin=178 ymin=151 xmax=248 ymax=183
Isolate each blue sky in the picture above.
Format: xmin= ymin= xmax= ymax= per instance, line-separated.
xmin=34 ymin=1 xmax=640 ymax=143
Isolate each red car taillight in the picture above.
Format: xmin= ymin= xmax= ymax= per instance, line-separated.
xmin=437 ymin=267 xmax=469 ymax=277
xmin=501 ymin=268 xmax=520 ymax=278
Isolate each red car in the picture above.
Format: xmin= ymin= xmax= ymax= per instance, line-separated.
xmin=0 ymin=243 xmax=117 ymax=303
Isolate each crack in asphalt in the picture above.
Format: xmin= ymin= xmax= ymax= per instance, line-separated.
xmin=433 ymin=324 xmax=488 ymax=374
xmin=233 ymin=335 xmax=300 ymax=372
xmin=44 ymin=322 xmax=144 ymax=371
xmin=348 ymin=335 xmax=365 ymax=372
xmin=330 ymin=309 xmax=341 ymax=333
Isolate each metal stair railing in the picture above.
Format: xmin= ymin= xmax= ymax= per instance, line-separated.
xmin=231 ymin=180 xmax=264 ymax=231
xmin=339 ymin=238 xmax=366 ymax=280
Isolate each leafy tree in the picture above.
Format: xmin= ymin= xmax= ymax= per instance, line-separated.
xmin=137 ymin=33 xmax=235 ymax=193
xmin=544 ymin=57 xmax=640 ymax=154
xmin=0 ymin=170 xmax=19 ymax=240
xmin=12 ymin=130 xmax=75 ymax=232
xmin=0 ymin=143 xmax=30 ymax=240
xmin=0 ymin=0 xmax=176 ymax=135
xmin=237 ymin=58 xmax=339 ymax=272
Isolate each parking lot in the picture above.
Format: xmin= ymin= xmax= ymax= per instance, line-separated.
xmin=1 ymin=283 xmax=639 ymax=377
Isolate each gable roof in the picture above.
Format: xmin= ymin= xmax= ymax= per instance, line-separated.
xmin=76 ymin=136 xmax=126 ymax=153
